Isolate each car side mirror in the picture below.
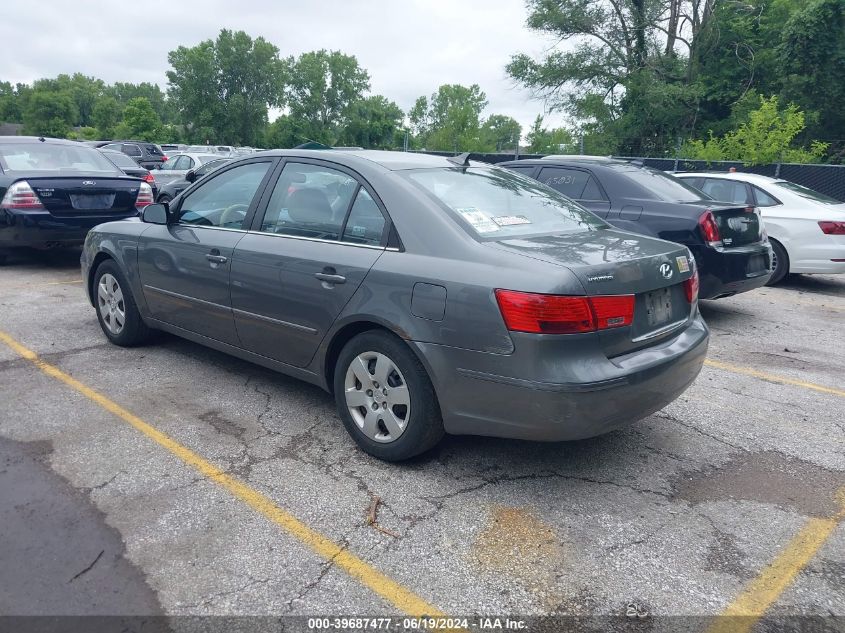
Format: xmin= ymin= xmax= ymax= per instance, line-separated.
xmin=185 ymin=169 xmax=197 ymax=183
xmin=141 ymin=203 xmax=169 ymax=225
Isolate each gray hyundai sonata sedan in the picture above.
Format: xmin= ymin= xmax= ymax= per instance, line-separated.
xmin=81 ymin=149 xmax=708 ymax=461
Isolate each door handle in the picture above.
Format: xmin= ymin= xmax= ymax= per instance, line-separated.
xmin=314 ymin=272 xmax=346 ymax=284
xmin=206 ymin=254 xmax=228 ymax=264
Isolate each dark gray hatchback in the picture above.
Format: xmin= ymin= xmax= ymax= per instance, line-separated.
xmin=81 ymin=150 xmax=708 ymax=460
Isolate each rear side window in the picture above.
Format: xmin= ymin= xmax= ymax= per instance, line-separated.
xmin=752 ymin=185 xmax=781 ymax=206
xmin=699 ymin=178 xmax=751 ymax=205
xmin=122 ymin=144 xmax=142 ymax=157
xmin=580 ymin=176 xmax=606 ymax=201
xmin=537 ymin=167 xmax=590 ymax=198
xmin=342 ymin=189 xmax=386 ymax=246
xmin=258 ymin=163 xmax=358 ymax=240
xmin=503 ymin=164 xmax=536 ymax=177
xmin=0 ymin=143 xmax=121 ymax=173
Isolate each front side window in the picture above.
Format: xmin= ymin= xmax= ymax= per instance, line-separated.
xmin=258 ymin=163 xmax=358 ymax=240
xmin=0 ymin=143 xmax=122 ymax=174
xmin=404 ymin=167 xmax=607 ymax=239
xmin=178 ymin=161 xmax=271 ymax=229
xmin=700 ymin=178 xmax=751 ymax=205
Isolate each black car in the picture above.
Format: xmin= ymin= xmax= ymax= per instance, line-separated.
xmin=0 ymin=137 xmax=154 ymax=263
xmin=99 ymin=148 xmax=158 ymax=199
xmin=500 ymin=157 xmax=773 ymax=299
xmin=89 ymin=140 xmax=167 ymax=170
xmin=155 ymin=157 xmax=232 ymax=203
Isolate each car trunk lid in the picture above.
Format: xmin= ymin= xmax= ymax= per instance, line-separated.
xmin=700 ymin=203 xmax=764 ymax=247
xmin=25 ymin=175 xmax=141 ymax=215
xmin=490 ymin=229 xmax=697 ymax=356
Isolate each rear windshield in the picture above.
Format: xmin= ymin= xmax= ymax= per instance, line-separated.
xmin=403 ymin=167 xmax=607 ymax=239
xmin=0 ymin=143 xmax=122 ymax=174
xmin=618 ymin=166 xmax=711 ymax=202
xmin=144 ymin=144 xmax=164 ymax=156
xmin=776 ymin=181 xmax=841 ymax=204
xmin=101 ymin=150 xmax=139 ymax=170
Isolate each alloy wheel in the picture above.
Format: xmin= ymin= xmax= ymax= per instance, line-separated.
xmin=97 ymin=273 xmax=126 ymax=335
xmin=344 ymin=351 xmax=411 ymax=443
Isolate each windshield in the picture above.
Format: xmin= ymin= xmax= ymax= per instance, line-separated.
xmin=776 ymin=181 xmax=841 ymax=204
xmin=404 ymin=167 xmax=607 ymax=239
xmin=619 ymin=167 xmax=711 ymax=202
xmin=0 ymin=143 xmax=122 ymax=174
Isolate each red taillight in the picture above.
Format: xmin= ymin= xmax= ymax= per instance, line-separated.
xmin=818 ymin=221 xmax=845 ymax=235
xmin=135 ymin=182 xmax=154 ymax=211
xmin=162 ymin=155 xmax=168 ymax=162
xmin=495 ymin=290 xmax=634 ymax=334
xmin=0 ymin=181 xmax=46 ymax=210
xmin=143 ymin=173 xmax=155 ymax=183
xmin=590 ymin=295 xmax=635 ymax=329
xmin=683 ymin=269 xmax=699 ymax=303
xmin=699 ymin=210 xmax=722 ymax=246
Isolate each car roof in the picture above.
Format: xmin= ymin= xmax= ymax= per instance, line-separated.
xmin=253 ymin=149 xmax=489 ymax=171
xmin=170 ymin=152 xmax=221 ymax=160
xmin=675 ymin=171 xmax=780 ymax=184
xmin=500 ymin=156 xmax=634 ymax=168
xmin=0 ymin=135 xmax=83 ymax=146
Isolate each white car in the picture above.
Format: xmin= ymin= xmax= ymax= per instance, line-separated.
xmin=676 ymin=171 xmax=845 ymax=284
xmin=152 ymin=152 xmax=222 ymax=186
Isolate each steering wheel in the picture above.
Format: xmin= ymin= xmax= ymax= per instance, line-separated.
xmin=219 ymin=203 xmax=248 ymax=228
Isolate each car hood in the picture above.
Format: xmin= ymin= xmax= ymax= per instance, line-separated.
xmin=488 ymin=228 xmax=693 ymax=296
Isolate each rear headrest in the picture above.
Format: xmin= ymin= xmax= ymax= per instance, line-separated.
xmin=287 ymin=188 xmax=333 ymax=223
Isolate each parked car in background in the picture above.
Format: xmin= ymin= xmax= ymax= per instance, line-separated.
xmin=501 ymin=157 xmax=773 ymax=299
xmin=155 ymin=157 xmax=232 ymax=203
xmin=152 ymin=152 xmax=223 ymax=188
xmin=90 ymin=140 xmax=167 ymax=170
xmin=212 ymin=145 xmax=236 ymax=156
xmin=160 ymin=143 xmax=186 ymax=153
xmin=81 ymin=150 xmax=707 ymax=460
xmin=676 ymin=171 xmax=845 ymax=285
xmin=0 ymin=137 xmax=153 ymax=264
xmin=99 ymin=149 xmax=157 ymax=199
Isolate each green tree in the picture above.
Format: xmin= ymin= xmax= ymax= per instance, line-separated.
xmin=341 ymin=95 xmax=404 ymax=148
xmin=22 ymin=90 xmax=77 ymax=137
xmin=0 ymin=81 xmax=24 ymax=122
xmin=31 ymin=73 xmax=106 ymax=127
xmin=92 ymin=96 xmax=122 ymax=138
xmin=115 ymin=97 xmax=162 ymax=141
xmin=525 ymin=115 xmax=574 ymax=153
xmin=167 ymin=29 xmax=285 ymax=145
xmin=683 ymin=96 xmax=829 ymax=164
xmin=284 ymin=50 xmax=370 ymax=145
xmin=410 ymin=84 xmax=488 ymax=152
xmin=109 ymin=82 xmax=172 ymax=123
xmin=480 ymin=114 xmax=521 ymax=152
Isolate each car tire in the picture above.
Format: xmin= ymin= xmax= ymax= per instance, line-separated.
xmin=766 ymin=239 xmax=789 ymax=286
xmin=333 ymin=330 xmax=444 ymax=461
xmin=93 ymin=260 xmax=153 ymax=347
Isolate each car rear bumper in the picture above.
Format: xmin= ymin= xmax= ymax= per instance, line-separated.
xmin=0 ymin=209 xmax=138 ymax=248
xmin=412 ymin=314 xmax=709 ymax=441
xmin=693 ymin=242 xmax=773 ymax=299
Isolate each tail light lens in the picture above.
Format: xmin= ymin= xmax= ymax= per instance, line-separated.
xmin=162 ymin=155 xmax=168 ymax=162
xmin=818 ymin=221 xmax=845 ymax=235
xmin=135 ymin=182 xmax=154 ymax=211
xmin=699 ymin=210 xmax=722 ymax=246
xmin=143 ymin=173 xmax=155 ymax=183
xmin=683 ymin=269 xmax=699 ymax=303
xmin=495 ymin=290 xmax=634 ymax=334
xmin=0 ymin=181 xmax=46 ymax=210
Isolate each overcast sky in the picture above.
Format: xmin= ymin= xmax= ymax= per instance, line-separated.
xmin=1 ymin=0 xmax=567 ymax=135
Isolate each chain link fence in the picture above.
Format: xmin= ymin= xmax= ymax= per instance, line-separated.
xmin=416 ymin=151 xmax=845 ymax=202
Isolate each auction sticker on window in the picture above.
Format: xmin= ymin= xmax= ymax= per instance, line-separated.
xmin=456 ymin=207 xmax=500 ymax=233
xmin=492 ymin=215 xmax=531 ymax=227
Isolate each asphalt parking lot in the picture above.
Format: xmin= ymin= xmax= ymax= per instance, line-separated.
xmin=0 ymin=247 xmax=843 ymax=631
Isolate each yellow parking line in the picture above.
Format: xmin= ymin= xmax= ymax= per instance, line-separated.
xmin=0 ymin=330 xmax=443 ymax=617
xmin=706 ymin=489 xmax=845 ymax=633
xmin=704 ymin=359 xmax=845 ymax=398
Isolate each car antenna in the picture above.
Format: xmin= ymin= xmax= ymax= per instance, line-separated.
xmin=447 ymin=152 xmax=471 ymax=168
